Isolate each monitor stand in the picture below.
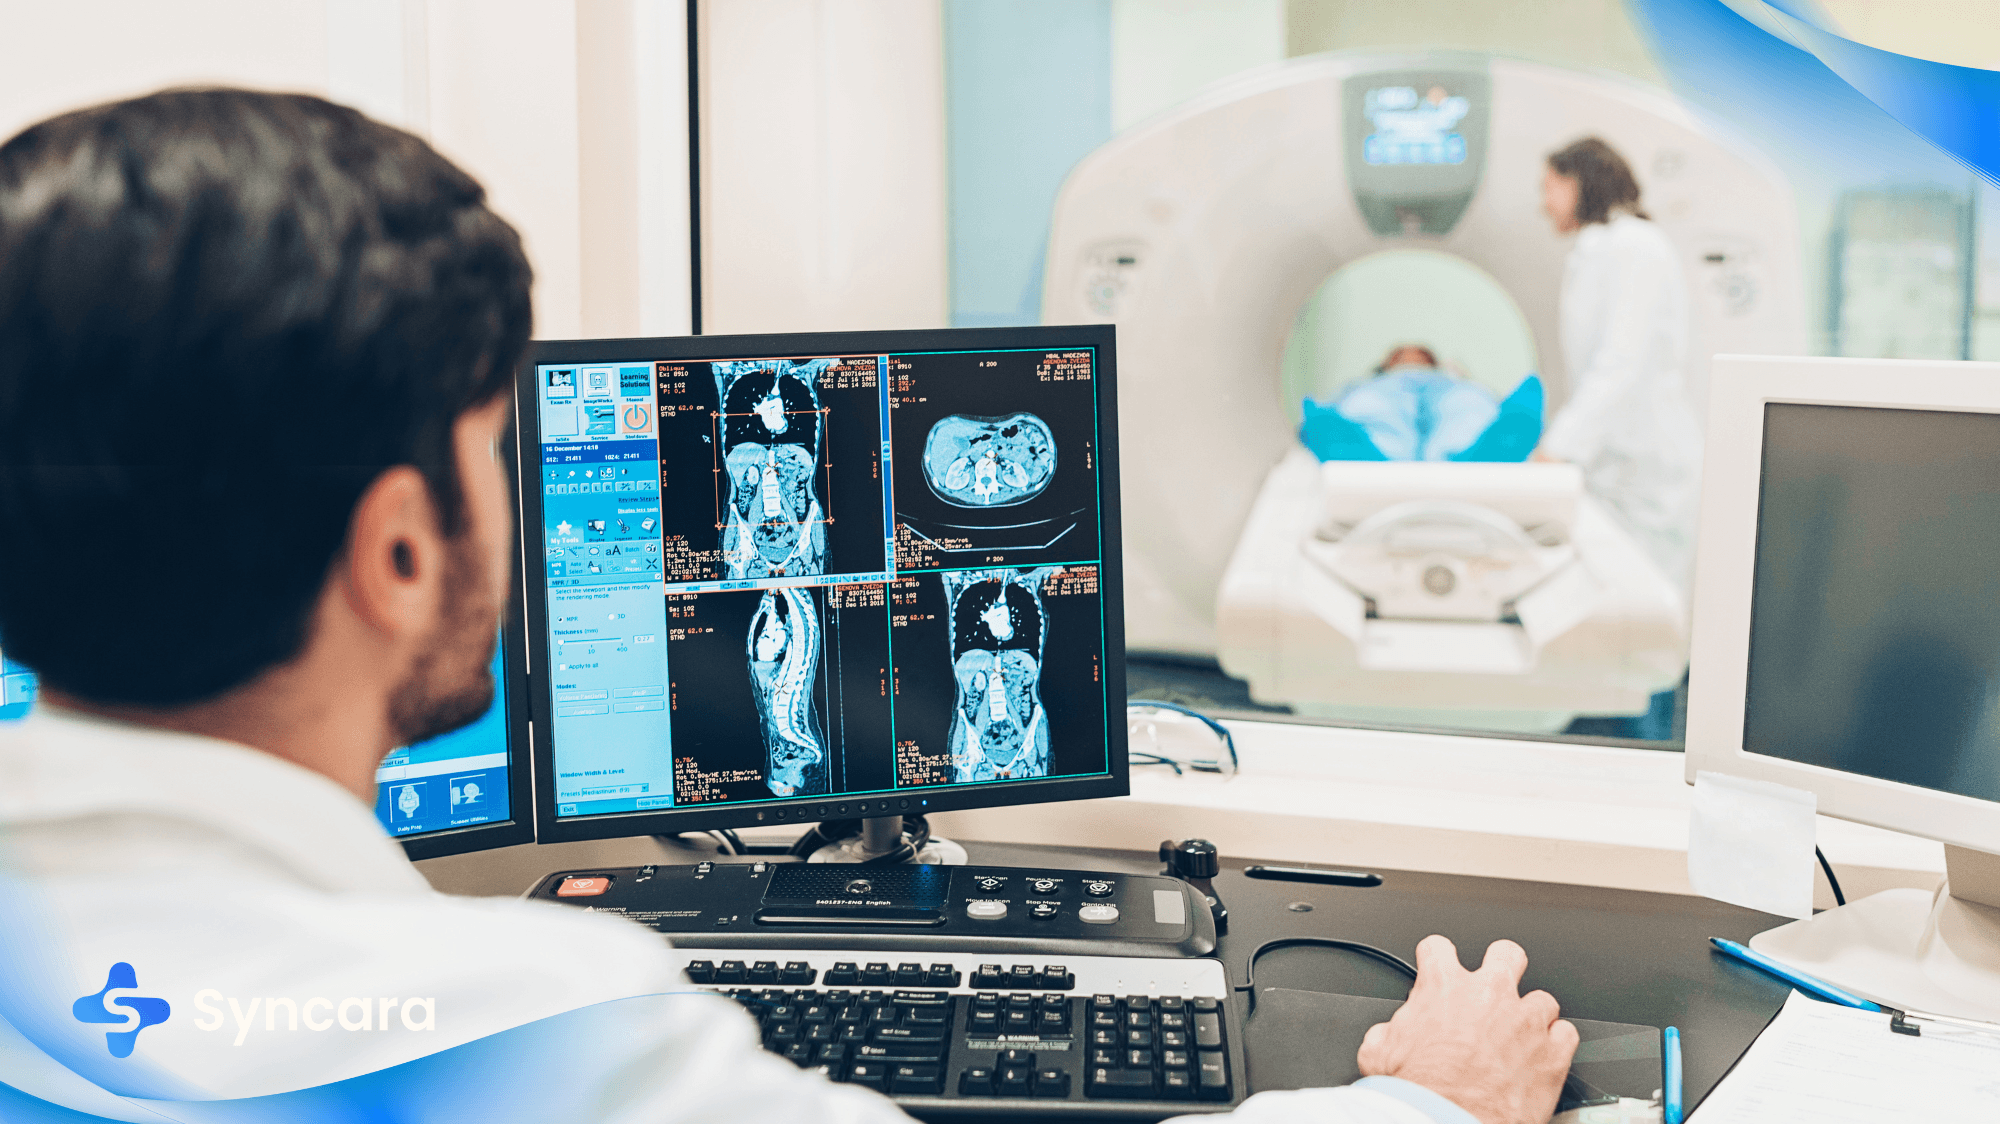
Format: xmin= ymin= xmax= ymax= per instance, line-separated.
xmin=806 ymin=814 xmax=968 ymax=866
xmin=1750 ymin=845 xmax=2000 ymax=1022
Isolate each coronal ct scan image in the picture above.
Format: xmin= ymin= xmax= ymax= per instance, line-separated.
xmin=717 ymin=359 xmax=830 ymax=578
xmin=922 ymin=413 xmax=1057 ymax=507
xmin=942 ymin=567 xmax=1057 ymax=783
xmin=748 ymin=586 xmax=827 ymax=797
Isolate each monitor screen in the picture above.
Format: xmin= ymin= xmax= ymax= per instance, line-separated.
xmin=1745 ymin=402 xmax=2000 ymax=802
xmin=1361 ymin=84 xmax=1470 ymax=166
xmin=525 ymin=327 xmax=1126 ymax=839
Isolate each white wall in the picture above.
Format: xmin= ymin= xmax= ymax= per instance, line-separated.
xmin=0 ymin=0 xmax=691 ymax=343
xmin=1111 ymin=0 xmax=1285 ymax=133
xmin=699 ymin=0 xmax=948 ymax=335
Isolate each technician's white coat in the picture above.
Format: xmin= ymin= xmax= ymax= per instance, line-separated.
xmin=0 ymin=709 xmax=1465 ymax=1124
xmin=1541 ymin=213 xmax=1704 ymax=591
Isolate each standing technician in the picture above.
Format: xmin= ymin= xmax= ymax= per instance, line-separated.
xmin=0 ymin=89 xmax=1573 ymax=1124
xmin=1535 ymin=137 xmax=1704 ymax=594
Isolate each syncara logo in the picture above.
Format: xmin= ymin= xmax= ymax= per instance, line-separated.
xmin=73 ymin=962 xmax=171 ymax=1058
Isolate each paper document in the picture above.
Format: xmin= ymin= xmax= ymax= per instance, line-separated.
xmin=1692 ymin=990 xmax=2000 ymax=1121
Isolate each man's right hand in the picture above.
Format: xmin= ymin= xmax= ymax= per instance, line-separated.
xmin=1356 ymin=935 xmax=1579 ymax=1124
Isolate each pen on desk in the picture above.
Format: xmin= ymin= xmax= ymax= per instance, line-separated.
xmin=1662 ymin=1026 xmax=1682 ymax=1124
xmin=1241 ymin=865 xmax=1383 ymax=887
xmin=1707 ymin=937 xmax=1884 ymax=1012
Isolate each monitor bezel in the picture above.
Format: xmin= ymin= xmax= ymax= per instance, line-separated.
xmin=1686 ymin=354 xmax=2000 ymax=855
xmin=396 ymin=417 xmax=538 ymax=861
xmin=520 ymin=326 xmax=1130 ymax=845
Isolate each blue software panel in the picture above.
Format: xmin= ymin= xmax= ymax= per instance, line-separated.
xmin=373 ymin=646 xmax=511 ymax=837
xmin=0 ymin=650 xmax=37 ymax=722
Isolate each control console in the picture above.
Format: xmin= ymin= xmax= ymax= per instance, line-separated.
xmin=529 ymin=862 xmax=1217 ymax=958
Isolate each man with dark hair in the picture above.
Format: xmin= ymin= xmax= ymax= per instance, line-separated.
xmin=0 ymin=90 xmax=1573 ymax=1123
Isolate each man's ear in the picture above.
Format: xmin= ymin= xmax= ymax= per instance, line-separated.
xmin=341 ymin=466 xmax=446 ymax=638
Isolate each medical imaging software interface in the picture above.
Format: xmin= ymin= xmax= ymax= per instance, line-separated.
xmin=536 ymin=347 xmax=1112 ymax=820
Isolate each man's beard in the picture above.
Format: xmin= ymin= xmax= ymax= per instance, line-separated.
xmin=387 ymin=538 xmax=502 ymax=747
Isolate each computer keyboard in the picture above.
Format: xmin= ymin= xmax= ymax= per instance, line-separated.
xmin=682 ymin=950 xmax=1243 ymax=1117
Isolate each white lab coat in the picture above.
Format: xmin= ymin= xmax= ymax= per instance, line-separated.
xmin=0 ymin=708 xmax=1470 ymax=1124
xmin=1541 ymin=213 xmax=1704 ymax=592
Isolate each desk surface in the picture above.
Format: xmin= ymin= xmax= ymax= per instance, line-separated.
xmin=951 ymin=840 xmax=1791 ymax=1111
xmin=421 ymin=835 xmax=1794 ymax=1112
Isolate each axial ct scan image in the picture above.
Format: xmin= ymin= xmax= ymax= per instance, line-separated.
xmin=922 ymin=412 xmax=1057 ymax=507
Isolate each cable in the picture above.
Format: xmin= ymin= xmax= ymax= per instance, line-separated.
xmin=1815 ymin=845 xmax=1846 ymax=908
xmin=1127 ymin=699 xmax=1239 ymax=772
xmin=1237 ymin=937 xmax=1418 ymax=1014
xmin=1128 ymin=751 xmax=1185 ymax=776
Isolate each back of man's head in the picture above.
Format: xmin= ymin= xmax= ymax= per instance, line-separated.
xmin=0 ymin=88 xmax=531 ymax=707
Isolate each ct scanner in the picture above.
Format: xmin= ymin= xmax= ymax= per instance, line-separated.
xmin=1042 ymin=52 xmax=1808 ymax=727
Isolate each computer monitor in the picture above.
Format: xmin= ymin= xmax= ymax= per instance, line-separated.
xmin=1687 ymin=354 xmax=2000 ymax=1020
xmin=520 ymin=327 xmax=1127 ymax=851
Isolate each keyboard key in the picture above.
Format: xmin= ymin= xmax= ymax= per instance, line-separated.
xmin=846 ymin=1061 xmax=888 ymax=1090
xmin=824 ymin=962 xmax=859 ymax=986
xmin=973 ymin=964 xmax=1006 ymax=988
xmin=781 ymin=961 xmax=816 ymax=985
xmin=1193 ymin=1011 xmax=1224 ymax=1048
xmin=905 ymin=1007 xmax=947 ymax=1025
xmin=1162 ymin=1048 xmax=1190 ymax=1068
xmin=1126 ymin=1049 xmax=1152 ymax=1068
xmin=973 ymin=991 xmax=1001 ymax=1008
xmin=801 ymin=1004 xmax=832 ymax=1022
xmin=812 ymin=1043 xmax=849 ymax=1066
xmin=1159 ymin=1012 xmax=1188 ymax=1030
xmin=1162 ymin=1030 xmax=1189 ymax=1049
xmin=959 ymin=1067 xmax=996 ymax=1096
xmin=684 ymin=960 xmax=715 ymax=983
xmin=1009 ymin=964 xmax=1039 ymax=987
xmin=1091 ymin=1029 xmax=1119 ymax=1047
xmin=1091 ymin=1009 xmax=1119 ymax=1029
xmin=1087 ymin=1067 xmax=1158 ymax=1098
xmin=1039 ymin=1009 xmax=1069 ymax=1031
xmin=805 ymin=1024 xmax=835 ymax=1043
xmin=997 ymin=1065 xmax=1033 ymax=1096
xmin=890 ymin=1063 xmax=942 ymax=1094
xmin=861 ymin=963 xmax=893 ymax=986
xmin=1090 ymin=993 xmax=1118 ymax=1009
xmin=895 ymin=963 xmax=925 ymax=986
xmin=715 ymin=960 xmax=748 ymax=984
xmin=1090 ymin=1047 xmax=1120 ymax=1067
xmin=896 ymin=990 xmax=951 ymax=1006
xmin=1034 ymin=1068 xmax=1071 ymax=1097
xmin=782 ymin=1042 xmax=812 ymax=1065
xmin=1005 ymin=1010 xmax=1034 ymax=1031
xmin=1124 ymin=995 xmax=1152 ymax=1010
xmin=1126 ymin=1029 xmax=1155 ymax=1048
xmin=1007 ymin=992 xmax=1035 ymax=1009
xmin=1159 ymin=996 xmax=1186 ymax=1012
xmin=1197 ymin=1050 xmax=1229 ymax=1099
xmin=872 ymin=1025 xmax=947 ymax=1044
xmin=1126 ymin=1011 xmax=1154 ymax=1028
xmin=1192 ymin=997 xmax=1220 ymax=1012
xmin=969 ymin=1010 xmax=1000 ymax=1033
xmin=749 ymin=961 xmax=779 ymax=984
xmin=1040 ymin=965 xmax=1075 ymax=989
xmin=999 ymin=1049 xmax=1036 ymax=1067
xmin=1162 ymin=1069 xmax=1194 ymax=1098
xmin=926 ymin=963 xmax=959 ymax=988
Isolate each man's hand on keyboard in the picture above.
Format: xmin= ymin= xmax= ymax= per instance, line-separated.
xmin=1355 ymin=935 xmax=1578 ymax=1124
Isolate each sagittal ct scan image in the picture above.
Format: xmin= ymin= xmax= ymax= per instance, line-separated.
xmin=942 ymin=567 xmax=1058 ymax=783
xmin=922 ymin=412 xmax=1057 ymax=507
xmin=748 ymin=586 xmax=827 ymax=797
xmin=717 ymin=359 xmax=830 ymax=578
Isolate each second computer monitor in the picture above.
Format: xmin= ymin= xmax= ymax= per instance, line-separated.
xmin=523 ymin=326 xmax=1127 ymax=842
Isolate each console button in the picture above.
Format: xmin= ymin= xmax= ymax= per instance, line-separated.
xmin=966 ymin=900 xmax=1008 ymax=921
xmin=1078 ymin=903 xmax=1119 ymax=924
xmin=1029 ymin=902 xmax=1059 ymax=920
xmin=1083 ymin=879 xmax=1115 ymax=897
xmin=973 ymin=875 xmax=1008 ymax=893
xmin=1029 ymin=877 xmax=1061 ymax=893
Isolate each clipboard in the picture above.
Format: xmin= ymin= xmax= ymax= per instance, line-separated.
xmin=1243 ymin=988 xmax=1665 ymax=1113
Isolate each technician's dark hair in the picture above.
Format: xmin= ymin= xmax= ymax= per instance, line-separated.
xmin=0 ymin=88 xmax=531 ymax=706
xmin=1547 ymin=136 xmax=1649 ymax=224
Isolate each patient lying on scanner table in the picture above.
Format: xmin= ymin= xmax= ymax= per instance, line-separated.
xmin=1301 ymin=344 xmax=1543 ymax=464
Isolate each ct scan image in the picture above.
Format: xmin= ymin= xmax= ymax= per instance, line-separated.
xmin=889 ymin=349 xmax=1100 ymax=572
xmin=888 ymin=565 xmax=1109 ymax=789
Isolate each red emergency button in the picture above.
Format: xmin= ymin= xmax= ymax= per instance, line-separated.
xmin=557 ymin=876 xmax=612 ymax=897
